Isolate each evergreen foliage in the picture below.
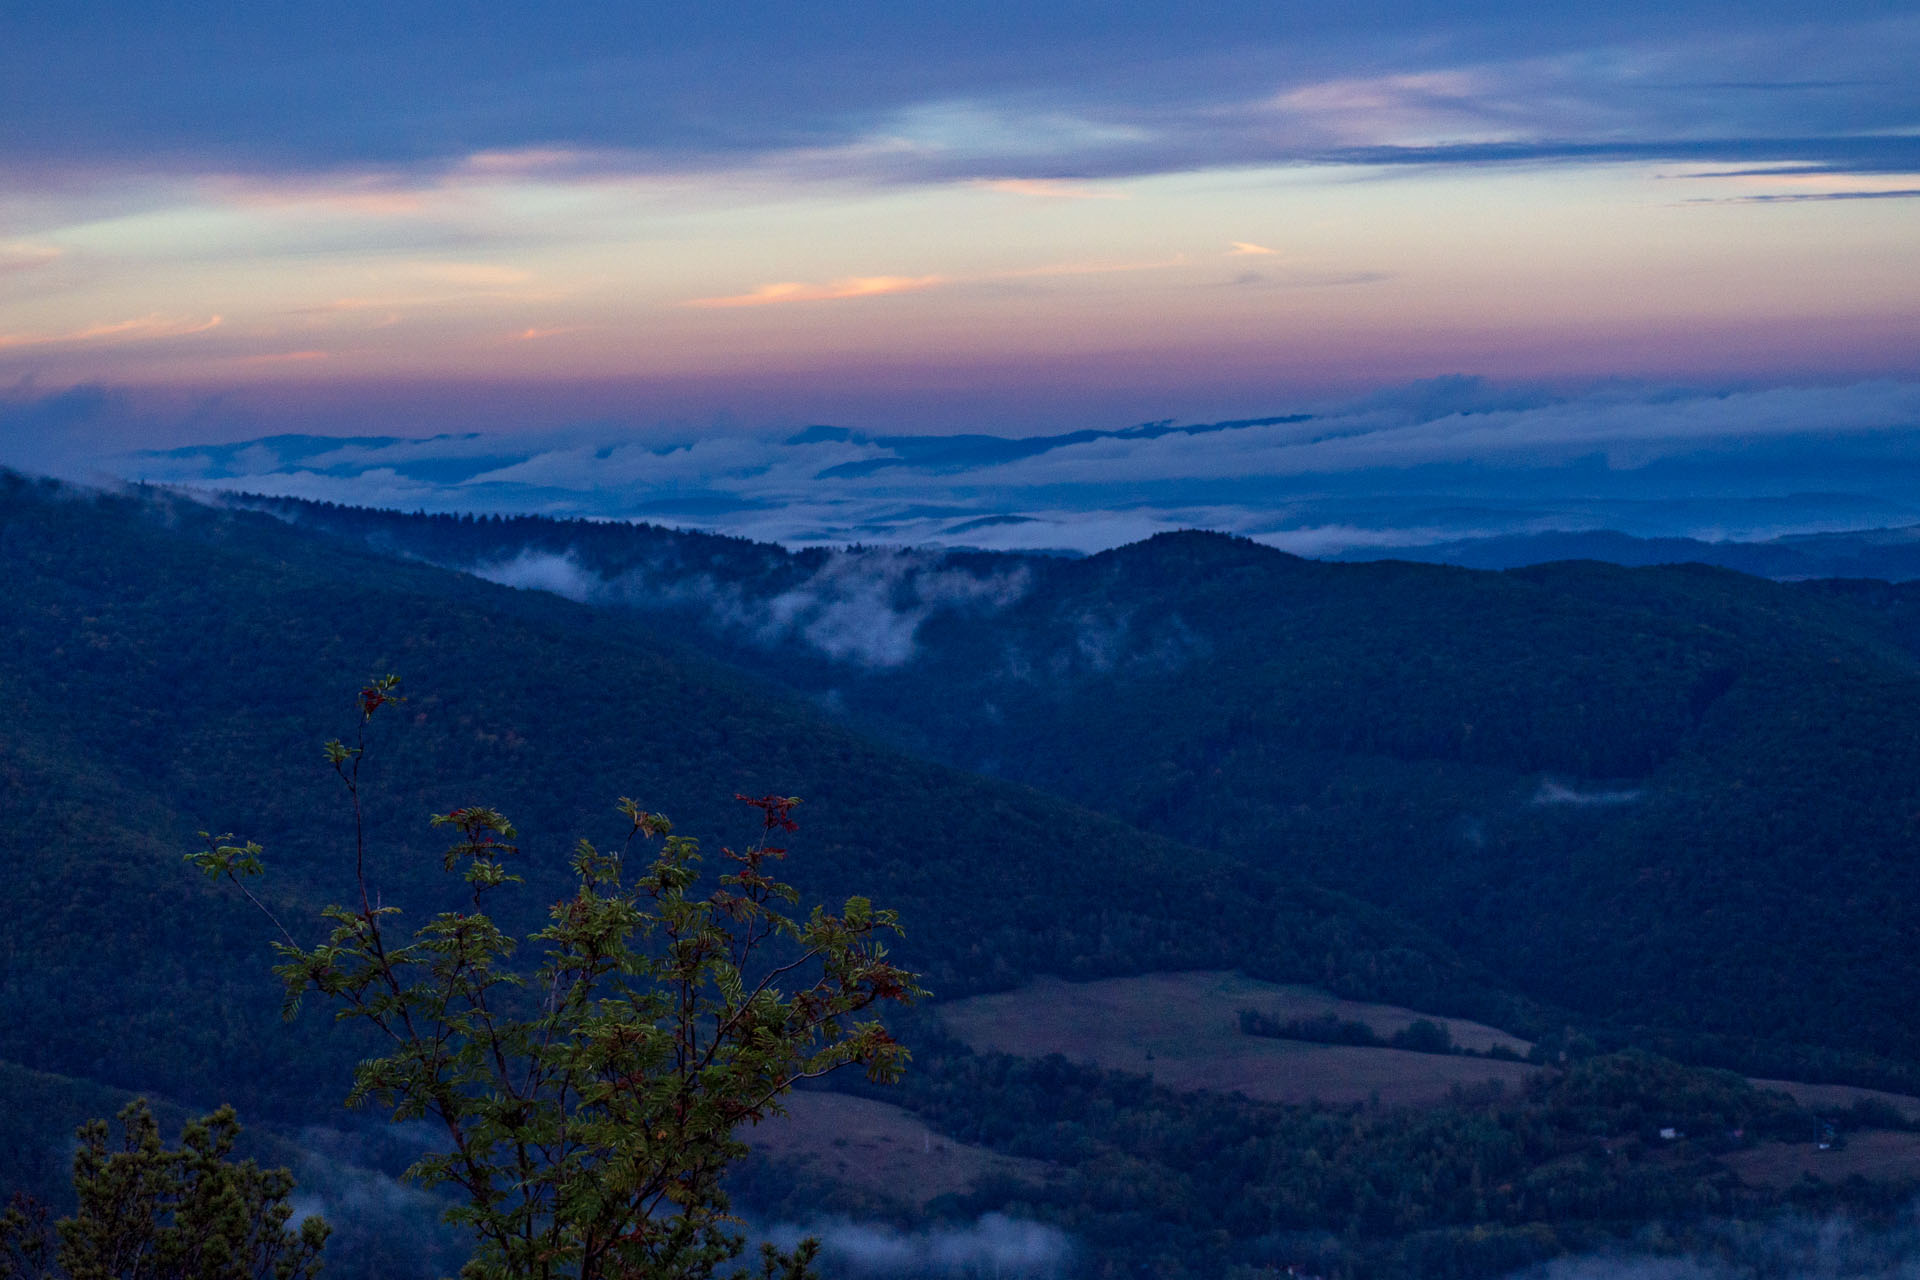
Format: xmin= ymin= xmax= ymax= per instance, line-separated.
xmin=0 ymin=1101 xmax=326 ymax=1280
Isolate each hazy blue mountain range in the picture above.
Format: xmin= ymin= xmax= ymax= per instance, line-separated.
xmin=1331 ymin=525 xmax=1920 ymax=581
xmin=789 ymin=416 xmax=1315 ymax=478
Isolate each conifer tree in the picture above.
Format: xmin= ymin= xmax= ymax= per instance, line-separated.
xmin=0 ymin=1102 xmax=326 ymax=1280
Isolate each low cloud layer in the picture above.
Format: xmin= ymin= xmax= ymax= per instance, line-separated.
xmin=284 ymin=1125 xmax=469 ymax=1279
xmin=1512 ymin=1202 xmax=1920 ymax=1280
xmin=760 ymin=1213 xmax=1073 ymax=1278
xmin=1532 ymin=781 xmax=1645 ymax=807
xmin=470 ymin=546 xmax=1031 ymax=667
xmin=10 ymin=377 xmax=1920 ymax=554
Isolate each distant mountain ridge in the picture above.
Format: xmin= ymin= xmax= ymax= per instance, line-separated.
xmin=791 ymin=414 xmax=1314 ymax=479
xmin=128 ymin=413 xmax=1316 ymax=492
xmin=102 ymin=388 xmax=1920 ymax=550
xmin=193 ymin=474 xmax=1920 ymax=581
xmin=1332 ymin=524 xmax=1920 ymax=580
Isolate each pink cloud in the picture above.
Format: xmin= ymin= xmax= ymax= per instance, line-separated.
xmin=975 ymin=178 xmax=1126 ymax=200
xmin=995 ymin=254 xmax=1188 ymax=279
xmin=202 ymin=174 xmax=430 ymax=217
xmin=0 ymin=243 xmax=63 ymax=274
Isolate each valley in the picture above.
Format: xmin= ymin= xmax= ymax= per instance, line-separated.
xmin=8 ymin=6 xmax=1914 ymax=1272
xmin=11 ymin=473 xmax=1920 ymax=1277
xmin=246 ymin=495 xmax=1920 ymax=1074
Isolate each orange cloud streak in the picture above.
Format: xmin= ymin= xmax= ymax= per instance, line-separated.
xmin=684 ymin=275 xmax=946 ymax=309
xmin=239 ymin=350 xmax=330 ymax=364
xmin=0 ymin=313 xmax=221 ymax=351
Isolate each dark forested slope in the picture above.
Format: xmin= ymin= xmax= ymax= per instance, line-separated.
xmin=0 ymin=473 xmax=1509 ymax=1134
xmin=228 ymin=498 xmax=1920 ymax=1072
xmin=902 ymin=538 xmax=1920 ymax=1065
xmin=20 ymin=480 xmax=1920 ymax=1279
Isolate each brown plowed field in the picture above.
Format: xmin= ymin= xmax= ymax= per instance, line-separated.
xmin=746 ymin=1091 xmax=1059 ymax=1208
xmin=1726 ymin=1130 xmax=1920 ymax=1188
xmin=936 ymin=970 xmax=1540 ymax=1107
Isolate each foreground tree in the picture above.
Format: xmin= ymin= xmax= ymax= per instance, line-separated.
xmin=0 ymin=1101 xmax=327 ymax=1280
xmin=192 ymin=678 xmax=922 ymax=1280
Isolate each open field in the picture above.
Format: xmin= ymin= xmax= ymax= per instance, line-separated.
xmin=1726 ymin=1131 xmax=1920 ymax=1189
xmin=935 ymin=971 xmax=1540 ymax=1108
xmin=746 ymin=1091 xmax=1058 ymax=1209
xmin=1751 ymin=1079 xmax=1920 ymax=1122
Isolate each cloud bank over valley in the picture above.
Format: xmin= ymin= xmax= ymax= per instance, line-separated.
xmin=15 ymin=377 xmax=1920 ymax=555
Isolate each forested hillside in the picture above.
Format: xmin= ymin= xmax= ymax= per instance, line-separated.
xmin=240 ymin=496 xmax=1920 ymax=1078
xmin=19 ymin=476 xmax=1920 ymax=1278
xmin=0 ymin=472 xmax=1513 ymax=1137
xmin=849 ymin=535 xmax=1920 ymax=1072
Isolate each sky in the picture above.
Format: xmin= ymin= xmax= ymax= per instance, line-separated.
xmin=1 ymin=3 xmax=1918 ymax=546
